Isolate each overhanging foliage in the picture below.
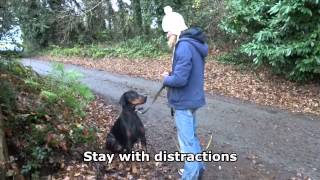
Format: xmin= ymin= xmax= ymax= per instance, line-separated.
xmin=221 ymin=0 xmax=320 ymax=81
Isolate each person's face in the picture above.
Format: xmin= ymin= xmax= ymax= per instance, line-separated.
xmin=167 ymin=32 xmax=177 ymax=50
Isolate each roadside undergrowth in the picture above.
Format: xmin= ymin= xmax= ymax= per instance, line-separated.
xmin=40 ymin=36 xmax=168 ymax=59
xmin=0 ymin=59 xmax=174 ymax=179
xmin=1 ymin=60 xmax=96 ymax=178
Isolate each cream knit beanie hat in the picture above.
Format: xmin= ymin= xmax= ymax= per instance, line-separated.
xmin=161 ymin=6 xmax=188 ymax=36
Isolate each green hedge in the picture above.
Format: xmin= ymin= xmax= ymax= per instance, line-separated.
xmin=46 ymin=36 xmax=168 ymax=59
xmin=220 ymin=0 xmax=320 ymax=81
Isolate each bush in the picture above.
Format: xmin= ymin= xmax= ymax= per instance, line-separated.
xmin=111 ymin=36 xmax=168 ymax=58
xmin=69 ymin=123 xmax=98 ymax=145
xmin=217 ymin=49 xmax=250 ymax=65
xmin=183 ymin=0 xmax=231 ymax=49
xmin=1 ymin=60 xmax=97 ymax=176
xmin=220 ymin=0 xmax=320 ymax=81
xmin=45 ymin=36 xmax=168 ymax=59
xmin=0 ymin=81 xmax=16 ymax=111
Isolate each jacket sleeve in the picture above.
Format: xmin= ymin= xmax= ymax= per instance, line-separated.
xmin=163 ymin=42 xmax=192 ymax=87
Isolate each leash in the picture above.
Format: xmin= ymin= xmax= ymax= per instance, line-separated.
xmin=138 ymin=85 xmax=166 ymax=114
xmin=138 ymin=38 xmax=178 ymax=115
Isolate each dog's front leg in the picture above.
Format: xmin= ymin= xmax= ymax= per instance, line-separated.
xmin=125 ymin=141 xmax=133 ymax=153
xmin=141 ymin=137 xmax=147 ymax=152
xmin=139 ymin=127 xmax=147 ymax=151
xmin=124 ymin=129 xmax=134 ymax=153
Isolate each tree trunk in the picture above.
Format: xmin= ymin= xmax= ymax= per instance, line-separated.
xmin=132 ymin=0 xmax=143 ymax=34
xmin=117 ymin=0 xmax=126 ymax=38
xmin=106 ymin=0 xmax=115 ymax=30
xmin=0 ymin=108 xmax=9 ymax=179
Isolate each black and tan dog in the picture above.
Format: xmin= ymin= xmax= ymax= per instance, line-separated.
xmin=105 ymin=90 xmax=147 ymax=153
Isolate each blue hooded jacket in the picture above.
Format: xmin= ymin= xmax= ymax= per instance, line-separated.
xmin=163 ymin=27 xmax=209 ymax=110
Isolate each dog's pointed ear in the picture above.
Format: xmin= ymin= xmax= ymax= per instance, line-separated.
xmin=119 ymin=94 xmax=127 ymax=106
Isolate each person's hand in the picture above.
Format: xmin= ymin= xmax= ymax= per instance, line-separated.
xmin=161 ymin=72 xmax=169 ymax=84
xmin=161 ymin=71 xmax=169 ymax=78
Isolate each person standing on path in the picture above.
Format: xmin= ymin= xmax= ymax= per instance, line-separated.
xmin=161 ymin=6 xmax=209 ymax=180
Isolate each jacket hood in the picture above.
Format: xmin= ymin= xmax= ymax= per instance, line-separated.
xmin=179 ymin=27 xmax=209 ymax=58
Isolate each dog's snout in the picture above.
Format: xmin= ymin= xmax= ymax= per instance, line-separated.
xmin=138 ymin=95 xmax=147 ymax=103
